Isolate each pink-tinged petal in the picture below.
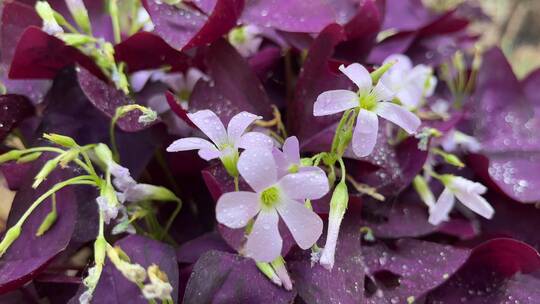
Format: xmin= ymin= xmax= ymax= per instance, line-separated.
xmin=451 ymin=176 xmax=487 ymax=194
xmin=185 ymin=68 xmax=207 ymax=91
xmin=383 ymin=54 xmax=413 ymax=72
xmin=352 ymin=109 xmax=378 ymax=157
xmin=198 ymin=148 xmax=222 ymax=161
xmin=187 ymin=110 xmax=227 ymax=146
xmin=375 ymin=101 xmax=421 ymax=134
xmin=130 ymin=69 xmax=160 ymax=92
xmin=237 ymin=132 xmax=274 ymax=150
xmin=339 ymin=63 xmax=372 ymax=93
xmin=216 ymin=191 xmax=261 ymax=229
xmin=272 ymin=147 xmax=289 ymax=177
xmin=454 ymin=191 xmax=494 ymax=220
xmin=372 ymin=81 xmax=395 ymax=102
xmin=276 ymin=198 xmax=323 ymax=249
xmin=227 ymin=111 xmax=261 ymax=143
xmin=245 ymin=209 xmax=282 ymax=262
xmin=166 ymin=137 xmax=215 ymax=152
xmin=396 ymin=87 xmax=422 ymax=108
xmin=428 ymin=187 xmax=455 ymax=225
xmin=238 ymin=148 xmax=277 ymax=192
xmin=278 ymin=167 xmax=329 ymax=200
xmin=313 ymin=90 xmax=358 ymax=116
xmin=282 ymin=136 xmax=300 ymax=165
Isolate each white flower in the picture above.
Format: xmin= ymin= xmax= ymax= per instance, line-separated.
xmin=228 ymin=25 xmax=263 ymax=57
xmin=380 ymin=54 xmax=437 ymax=109
xmin=314 ymin=63 xmax=421 ymax=157
xmin=96 ymin=195 xmax=120 ymax=224
xmin=428 ymin=176 xmax=494 ymax=225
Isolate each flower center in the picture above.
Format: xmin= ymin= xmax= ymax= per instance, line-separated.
xmin=260 ymin=186 xmax=280 ymax=208
xmin=229 ymin=27 xmax=247 ymax=44
xmin=287 ymin=164 xmax=299 ymax=174
xmin=178 ymin=89 xmax=191 ymax=102
xmin=358 ymin=91 xmax=377 ymax=111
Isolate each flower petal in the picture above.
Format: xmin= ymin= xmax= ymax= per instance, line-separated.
xmin=187 ymin=110 xmax=227 ymax=146
xmin=245 ymin=209 xmax=282 ymax=262
xmin=198 ymin=148 xmax=221 ymax=161
xmin=278 ymin=167 xmax=329 ymax=200
xmin=428 ymin=187 xmax=455 ymax=225
xmin=238 ymin=148 xmax=277 ymax=192
xmin=313 ymin=90 xmax=358 ymax=116
xmin=282 ymin=136 xmax=300 ymax=165
xmin=383 ymin=54 xmax=413 ymax=72
xmin=216 ymin=191 xmax=261 ymax=229
xmin=339 ymin=63 xmax=372 ymax=93
xmin=451 ymin=176 xmax=487 ymax=194
xmin=237 ymin=132 xmax=274 ymax=150
xmin=375 ymin=101 xmax=421 ymax=134
xmin=185 ymin=68 xmax=206 ymax=91
xmin=352 ymin=109 xmax=378 ymax=157
xmin=454 ymin=191 xmax=494 ymax=220
xmin=227 ymin=111 xmax=261 ymax=143
xmin=166 ymin=137 xmax=216 ymax=152
xmin=276 ymin=198 xmax=323 ymax=249
xmin=372 ymin=81 xmax=395 ymax=102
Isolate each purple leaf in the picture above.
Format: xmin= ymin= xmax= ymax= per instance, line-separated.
xmin=0 ymin=161 xmax=33 ymax=190
xmin=0 ymin=94 xmax=34 ymax=141
xmin=91 ymin=235 xmax=179 ymax=304
xmin=240 ymin=0 xmax=335 ymax=33
xmin=201 ymin=164 xmax=296 ymax=257
xmin=143 ymin=0 xmax=243 ymax=50
xmin=427 ymin=238 xmax=540 ymax=303
xmin=183 ymin=250 xmax=296 ymax=303
xmin=9 ymin=27 xmax=106 ymax=81
xmin=288 ymin=203 xmax=365 ymax=304
xmin=468 ymin=48 xmax=540 ymax=203
xmin=76 ymin=67 xmax=156 ymax=132
xmin=189 ymin=39 xmax=273 ymax=122
xmin=115 ymin=32 xmax=191 ymax=73
xmin=362 ymin=238 xmax=470 ymax=303
xmin=177 ymin=232 xmax=233 ymax=264
xmin=0 ymin=158 xmax=78 ymax=293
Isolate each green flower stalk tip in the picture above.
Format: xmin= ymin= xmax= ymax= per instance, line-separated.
xmin=44 ymin=133 xmax=78 ymax=148
xmin=33 ymin=158 xmax=60 ymax=189
xmin=256 ymin=262 xmax=282 ymax=287
xmin=0 ymin=150 xmax=23 ymax=164
xmin=319 ymin=181 xmax=349 ymax=270
xmin=370 ymin=60 xmax=396 ymax=84
xmin=0 ymin=225 xmax=22 ymax=258
xmin=36 ymin=199 xmax=58 ymax=237
xmin=65 ymin=0 xmax=92 ymax=34
xmin=17 ymin=152 xmax=43 ymax=164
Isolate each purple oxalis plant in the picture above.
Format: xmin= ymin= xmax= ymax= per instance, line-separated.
xmin=0 ymin=0 xmax=540 ymax=303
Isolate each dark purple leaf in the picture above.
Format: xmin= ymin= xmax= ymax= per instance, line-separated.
xmin=177 ymin=232 xmax=233 ymax=264
xmin=381 ymin=0 xmax=435 ymax=32
xmin=201 ymin=164 xmax=296 ymax=256
xmin=9 ymin=27 xmax=106 ymax=81
xmin=189 ymin=39 xmax=273 ymax=122
xmin=115 ymin=32 xmax=191 ymax=73
xmin=288 ymin=203 xmax=365 ymax=304
xmin=91 ymin=235 xmax=179 ymax=304
xmin=468 ymin=48 xmax=540 ymax=203
xmin=143 ymin=0 xmax=243 ymax=50
xmin=248 ymin=46 xmax=282 ymax=80
xmin=362 ymin=238 xmax=469 ymax=303
xmin=165 ymin=91 xmax=195 ymax=128
xmin=240 ymin=0 xmax=334 ymax=33
xmin=0 ymin=159 xmax=78 ymax=293
xmin=0 ymin=94 xmax=34 ymax=141
xmin=0 ymin=161 xmax=33 ymax=190
xmin=183 ymin=250 xmax=296 ymax=304
xmin=427 ymin=238 xmax=540 ymax=303
xmin=76 ymin=67 xmax=156 ymax=132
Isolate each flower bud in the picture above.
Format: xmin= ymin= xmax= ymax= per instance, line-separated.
xmin=43 ymin=133 xmax=77 ymax=148
xmin=271 ymin=256 xmax=293 ymax=291
xmin=35 ymin=1 xmax=63 ymax=35
xmin=94 ymin=143 xmax=114 ymax=166
xmin=59 ymin=149 xmax=80 ymax=168
xmin=413 ymin=175 xmax=435 ymax=209
xmin=94 ymin=237 xmax=107 ymax=266
xmin=0 ymin=150 xmax=23 ymax=164
xmin=370 ymin=60 xmax=396 ymax=84
xmin=0 ymin=225 xmax=21 ymax=258
xmin=256 ymin=262 xmax=282 ymax=287
xmin=320 ymin=182 xmax=348 ymax=270
xmin=17 ymin=152 xmax=42 ymax=163
xmin=65 ymin=0 xmax=91 ymax=34
xmin=33 ymin=157 xmax=60 ymax=189
xmin=36 ymin=200 xmax=58 ymax=237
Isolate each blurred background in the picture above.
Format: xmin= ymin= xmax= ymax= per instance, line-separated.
xmin=426 ymin=0 xmax=540 ymax=78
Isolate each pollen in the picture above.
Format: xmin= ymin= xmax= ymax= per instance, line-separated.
xmin=260 ymin=186 xmax=280 ymax=208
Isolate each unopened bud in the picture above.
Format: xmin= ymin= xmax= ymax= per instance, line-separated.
xmin=36 ymin=198 xmax=58 ymax=236
xmin=320 ymin=182 xmax=348 ymax=270
xmin=33 ymin=157 xmax=60 ymax=188
xmin=256 ymin=262 xmax=282 ymax=287
xmin=43 ymin=133 xmax=77 ymax=148
xmin=370 ymin=60 xmax=396 ymax=84
xmin=0 ymin=150 xmax=23 ymax=164
xmin=65 ymin=0 xmax=91 ymax=34
xmin=17 ymin=152 xmax=42 ymax=163
xmin=413 ymin=175 xmax=435 ymax=209
xmin=0 ymin=225 xmax=22 ymax=258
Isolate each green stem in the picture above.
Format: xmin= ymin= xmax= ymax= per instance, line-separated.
xmin=234 ymin=176 xmax=240 ymax=191
xmin=330 ymin=109 xmax=353 ymax=155
xmin=16 ymin=176 xmax=97 ymax=228
xmin=110 ymin=114 xmax=121 ymax=162
xmin=160 ymin=199 xmax=182 ymax=240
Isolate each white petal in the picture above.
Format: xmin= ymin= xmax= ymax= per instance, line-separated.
xmin=339 ymin=63 xmax=372 ymax=93
xmin=237 ymin=148 xmax=277 ymax=192
xmin=451 ymin=176 xmax=487 ymax=194
xmin=313 ymin=90 xmax=358 ymax=116
xmin=428 ymin=187 xmax=455 ymax=225
xmin=187 ymin=110 xmax=228 ymax=146
xmin=375 ymin=102 xmax=421 ymax=134
xmin=237 ymin=132 xmax=274 ymax=150
xmin=396 ymin=87 xmax=423 ymax=108
xmin=278 ymin=167 xmax=329 ymax=200
xmin=352 ymin=109 xmax=378 ymax=157
xmin=166 ymin=137 xmax=216 ymax=152
xmin=282 ymin=136 xmax=300 ymax=165
xmin=130 ymin=69 xmax=160 ymax=92
xmin=198 ymin=148 xmax=221 ymax=161
xmin=454 ymin=191 xmax=494 ymax=219
xmin=185 ymin=68 xmax=207 ymax=90
xmin=372 ymin=81 xmax=395 ymax=102
xmin=216 ymin=191 xmax=261 ymax=228
xmin=276 ymin=198 xmax=323 ymax=249
xmin=227 ymin=112 xmax=261 ymax=143
xmin=245 ymin=209 xmax=282 ymax=262
xmin=383 ymin=54 xmax=413 ymax=72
